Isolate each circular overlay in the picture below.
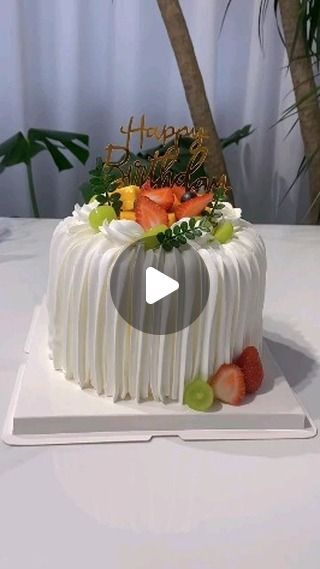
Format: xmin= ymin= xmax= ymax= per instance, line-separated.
xmin=110 ymin=238 xmax=210 ymax=335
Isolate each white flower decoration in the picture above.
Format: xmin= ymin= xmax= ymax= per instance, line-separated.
xmin=72 ymin=200 xmax=99 ymax=224
xmin=220 ymin=202 xmax=242 ymax=222
xmin=100 ymin=219 xmax=144 ymax=244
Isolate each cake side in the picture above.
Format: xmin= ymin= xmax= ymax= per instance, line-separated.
xmin=47 ymin=201 xmax=266 ymax=403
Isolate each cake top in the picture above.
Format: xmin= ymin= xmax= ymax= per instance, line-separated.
xmin=69 ymin=190 xmax=242 ymax=251
xmin=69 ymin=116 xmax=243 ymax=251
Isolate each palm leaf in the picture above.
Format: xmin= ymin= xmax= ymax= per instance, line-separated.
xmin=302 ymin=183 xmax=320 ymax=221
xmin=258 ymin=0 xmax=270 ymax=49
xmin=272 ymin=85 xmax=320 ymax=130
xmin=223 ymin=0 xmax=320 ymax=219
xmin=273 ymin=0 xmax=285 ymax=45
xmin=279 ymin=148 xmax=319 ymax=208
xmin=279 ymin=155 xmax=307 ymax=207
xmin=219 ymin=0 xmax=233 ymax=34
xmin=283 ymin=116 xmax=300 ymax=140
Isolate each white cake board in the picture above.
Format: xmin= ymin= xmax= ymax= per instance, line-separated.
xmin=2 ymin=302 xmax=317 ymax=445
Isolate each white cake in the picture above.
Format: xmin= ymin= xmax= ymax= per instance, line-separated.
xmin=47 ymin=197 xmax=266 ymax=403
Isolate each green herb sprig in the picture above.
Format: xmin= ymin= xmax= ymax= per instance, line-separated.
xmin=156 ymin=218 xmax=210 ymax=251
xmin=204 ymin=183 xmax=228 ymax=224
xmin=88 ymin=158 xmax=123 ymax=215
xmin=94 ymin=192 xmax=122 ymax=216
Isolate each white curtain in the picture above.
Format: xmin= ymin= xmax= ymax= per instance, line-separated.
xmin=0 ymin=0 xmax=306 ymax=223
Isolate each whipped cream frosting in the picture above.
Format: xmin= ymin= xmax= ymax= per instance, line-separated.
xmin=47 ymin=202 xmax=266 ymax=402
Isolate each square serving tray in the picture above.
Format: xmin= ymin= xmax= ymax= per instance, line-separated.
xmin=2 ymin=302 xmax=317 ymax=445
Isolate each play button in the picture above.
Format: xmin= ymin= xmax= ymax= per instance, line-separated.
xmin=145 ymin=267 xmax=179 ymax=305
xmin=110 ymin=238 xmax=210 ymax=335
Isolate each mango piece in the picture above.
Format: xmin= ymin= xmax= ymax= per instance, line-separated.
xmin=122 ymin=199 xmax=136 ymax=211
xmin=118 ymin=185 xmax=140 ymax=201
xmin=120 ymin=211 xmax=136 ymax=221
xmin=168 ymin=212 xmax=176 ymax=226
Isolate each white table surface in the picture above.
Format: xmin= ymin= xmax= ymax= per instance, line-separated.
xmin=0 ymin=218 xmax=320 ymax=569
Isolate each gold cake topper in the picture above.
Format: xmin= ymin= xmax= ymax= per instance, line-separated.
xmin=104 ymin=115 xmax=229 ymax=194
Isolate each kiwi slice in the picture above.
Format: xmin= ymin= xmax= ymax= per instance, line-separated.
xmin=184 ymin=379 xmax=214 ymax=412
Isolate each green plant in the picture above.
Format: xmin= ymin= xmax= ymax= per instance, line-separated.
xmin=0 ymin=129 xmax=89 ymax=217
xmin=224 ymin=0 xmax=320 ymax=222
xmin=87 ymin=157 xmax=123 ymax=215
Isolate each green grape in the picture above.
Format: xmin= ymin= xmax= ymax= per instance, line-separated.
xmin=214 ymin=221 xmax=234 ymax=244
xmin=184 ymin=378 xmax=214 ymax=411
xmin=142 ymin=224 xmax=168 ymax=250
xmin=89 ymin=205 xmax=117 ymax=231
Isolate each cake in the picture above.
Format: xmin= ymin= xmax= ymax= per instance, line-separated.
xmin=47 ymin=180 xmax=266 ymax=408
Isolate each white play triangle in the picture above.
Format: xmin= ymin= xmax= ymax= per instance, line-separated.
xmin=145 ymin=267 xmax=179 ymax=305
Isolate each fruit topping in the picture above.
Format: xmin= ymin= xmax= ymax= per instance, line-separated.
xmin=234 ymin=346 xmax=264 ymax=394
xmin=167 ymin=212 xmax=176 ymax=226
xmin=181 ymin=190 xmax=196 ymax=202
xmin=122 ymin=199 xmax=136 ymax=211
xmin=184 ymin=378 xmax=214 ymax=411
xmin=208 ymin=364 xmax=245 ymax=405
xmin=171 ymin=185 xmax=185 ymax=201
xmin=120 ymin=211 xmax=136 ymax=221
xmin=141 ymin=179 xmax=153 ymax=191
xmin=140 ymin=187 xmax=174 ymax=211
xmin=214 ymin=221 xmax=234 ymax=244
xmin=117 ymin=185 xmax=140 ymax=201
xmin=169 ymin=194 xmax=180 ymax=212
xmin=142 ymin=224 xmax=168 ymax=250
xmin=89 ymin=205 xmax=117 ymax=230
xmin=135 ymin=196 xmax=168 ymax=230
xmin=175 ymin=192 xmax=213 ymax=220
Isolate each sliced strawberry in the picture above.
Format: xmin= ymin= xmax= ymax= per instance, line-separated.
xmin=171 ymin=185 xmax=185 ymax=201
xmin=170 ymin=193 xmax=181 ymax=212
xmin=140 ymin=187 xmax=174 ymax=211
xmin=234 ymin=346 xmax=264 ymax=394
xmin=135 ymin=196 xmax=168 ymax=230
xmin=209 ymin=364 xmax=245 ymax=405
xmin=175 ymin=192 xmax=213 ymax=220
xmin=141 ymin=179 xmax=152 ymax=191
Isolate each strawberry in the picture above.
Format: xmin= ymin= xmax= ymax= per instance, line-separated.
xmin=175 ymin=192 xmax=213 ymax=220
xmin=141 ymin=179 xmax=152 ymax=191
xmin=135 ymin=196 xmax=168 ymax=230
xmin=208 ymin=364 xmax=245 ymax=405
xmin=171 ymin=185 xmax=185 ymax=201
xmin=140 ymin=187 xmax=174 ymax=211
xmin=234 ymin=346 xmax=264 ymax=394
xmin=170 ymin=193 xmax=181 ymax=212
